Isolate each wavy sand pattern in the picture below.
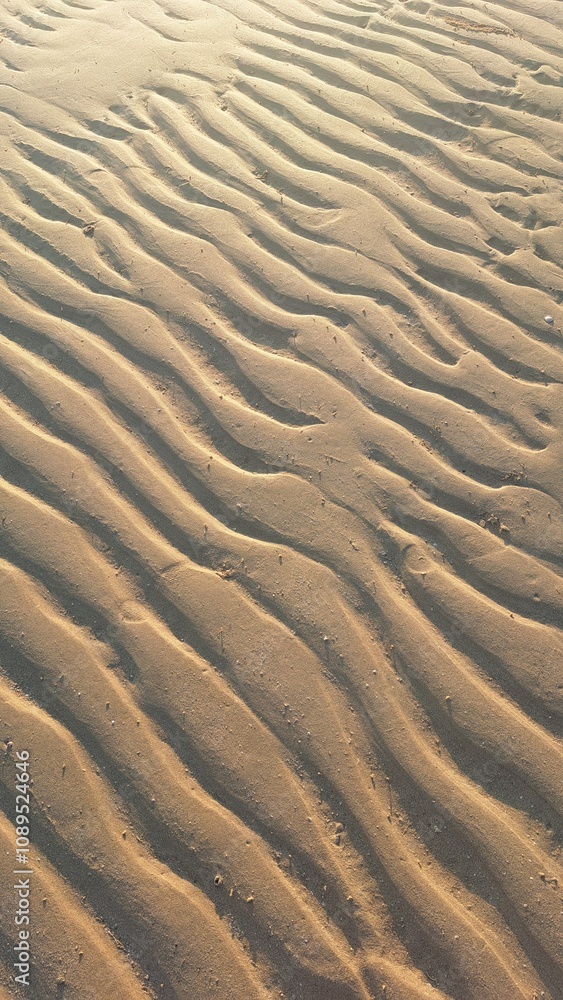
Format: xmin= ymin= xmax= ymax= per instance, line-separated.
xmin=0 ymin=0 xmax=562 ymax=997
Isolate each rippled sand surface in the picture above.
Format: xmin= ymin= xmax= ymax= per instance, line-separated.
xmin=0 ymin=1 xmax=562 ymax=997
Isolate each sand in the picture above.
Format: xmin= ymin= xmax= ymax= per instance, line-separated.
xmin=0 ymin=0 xmax=562 ymax=997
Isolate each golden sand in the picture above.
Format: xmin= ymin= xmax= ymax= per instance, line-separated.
xmin=0 ymin=0 xmax=562 ymax=997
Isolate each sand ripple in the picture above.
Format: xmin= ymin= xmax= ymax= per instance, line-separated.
xmin=0 ymin=0 xmax=562 ymax=997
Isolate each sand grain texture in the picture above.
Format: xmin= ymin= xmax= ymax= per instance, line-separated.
xmin=0 ymin=0 xmax=562 ymax=997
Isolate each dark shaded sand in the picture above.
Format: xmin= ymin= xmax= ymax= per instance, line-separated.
xmin=0 ymin=0 xmax=562 ymax=997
